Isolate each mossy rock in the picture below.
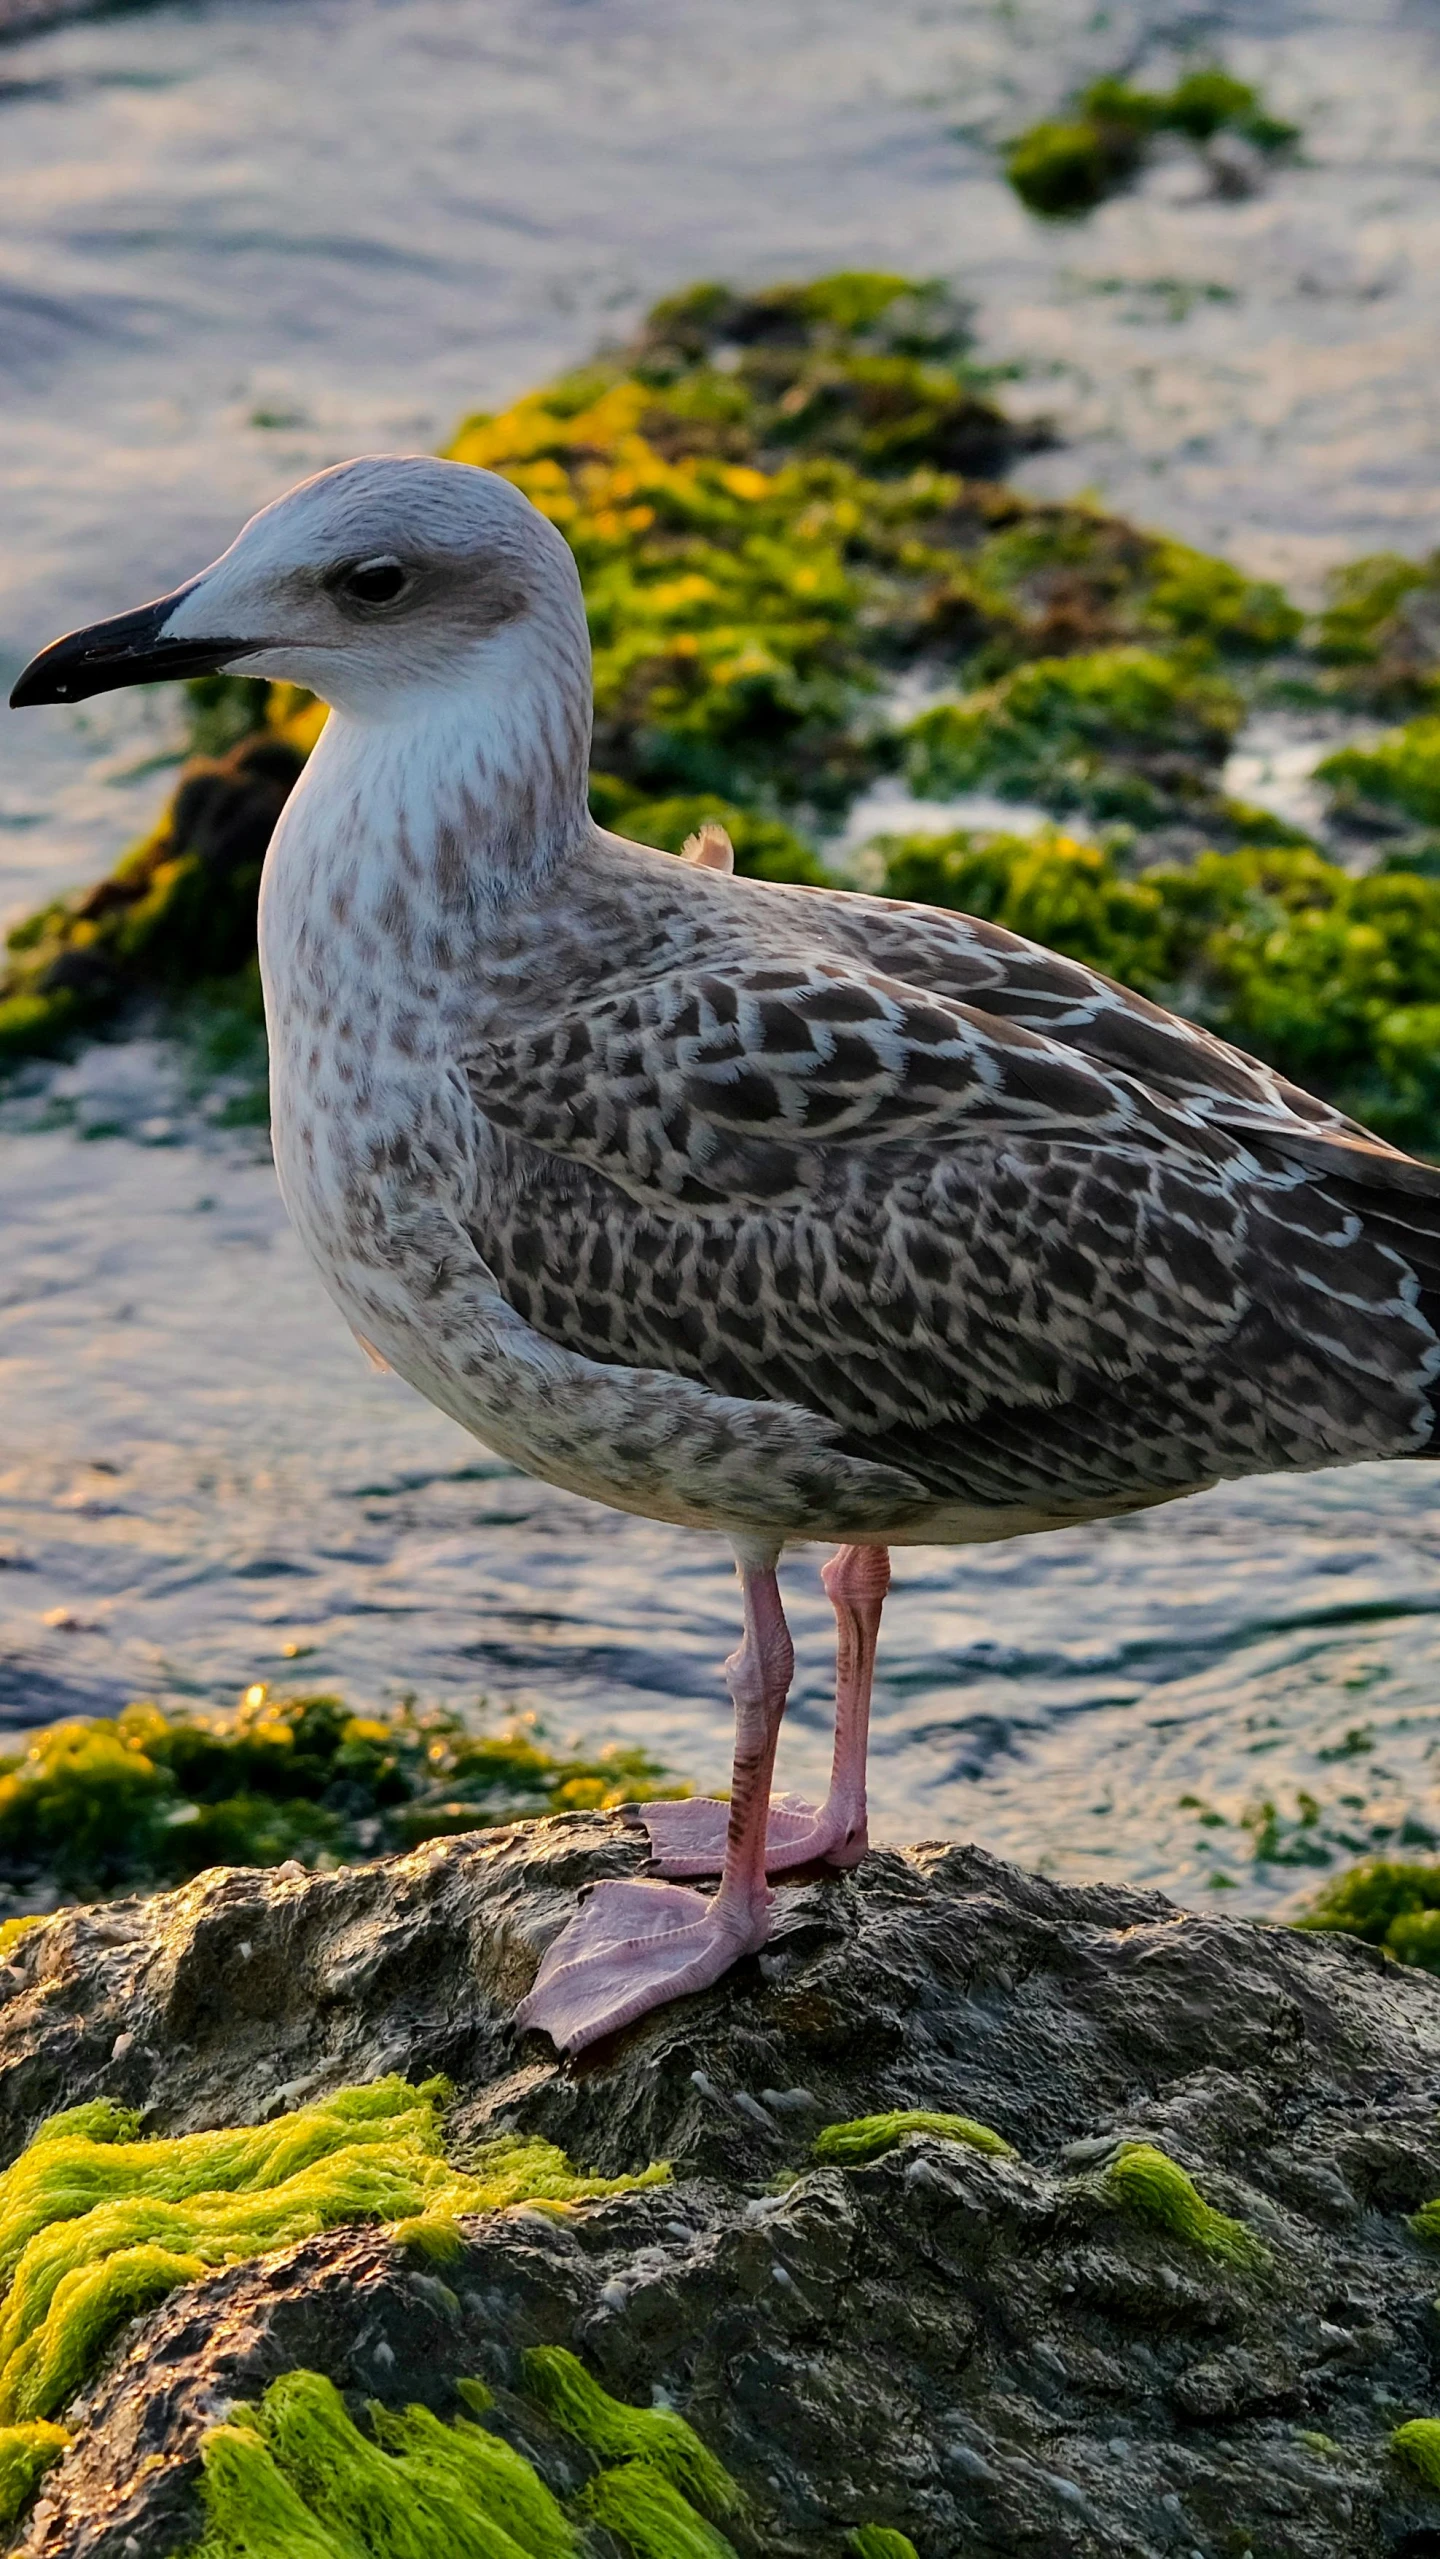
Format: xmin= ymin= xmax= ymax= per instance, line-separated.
xmin=900 ymin=644 xmax=1244 ymax=823
xmin=0 ymin=1685 xmax=685 ymax=1912
xmin=1005 ymin=65 xmax=1298 ymax=219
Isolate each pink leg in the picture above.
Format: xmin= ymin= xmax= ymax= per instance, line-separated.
xmin=515 ymin=1548 xmax=794 ymax=2054
xmin=641 ymin=1543 xmax=890 ymax=1877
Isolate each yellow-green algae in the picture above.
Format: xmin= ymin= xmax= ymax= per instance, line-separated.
xmin=0 ymin=1683 xmax=685 ymax=1913
xmin=0 ymin=2077 xmax=666 ymax=2429
xmin=849 ymin=2531 xmax=920 ymax=2559
xmin=184 ymin=2363 xmax=742 ymax=2559
xmin=813 ymin=2110 xmax=1014 ymax=2166
xmin=1393 ymin=2418 xmax=1440 ymax=2491
xmin=1295 ymin=1858 xmax=1440 ymax=1976
xmin=0 ymin=2416 xmax=69 ymax=2527
xmin=580 ymin=2460 xmax=739 ymax=2559
xmin=1101 ymin=2142 xmax=1266 ymax=2269
xmin=520 ymin=2346 xmax=740 ymax=2518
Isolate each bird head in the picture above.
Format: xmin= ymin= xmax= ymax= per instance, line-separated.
xmin=9 ymin=455 xmax=592 ymax=736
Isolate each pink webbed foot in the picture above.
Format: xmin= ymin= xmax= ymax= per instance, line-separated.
xmin=514 ymin=1877 xmax=771 ymax=2055
xmin=637 ymin=1792 xmax=867 ymax=1877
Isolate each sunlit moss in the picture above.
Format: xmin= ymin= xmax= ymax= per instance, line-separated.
xmin=0 ymin=1684 xmax=686 ymax=1913
xmin=185 ymin=2361 xmax=740 ymax=2559
xmin=189 ymin=2375 xmax=555 ymax=2559
xmin=580 ymin=2459 xmax=739 ymax=2559
xmin=850 ymin=2530 xmax=920 ymax=2559
xmin=813 ymin=2109 xmax=1014 ymax=2166
xmin=1320 ymin=714 xmax=1440 ymax=827
xmin=1101 ymin=2141 xmax=1266 ymax=2268
xmin=0 ymin=2077 xmax=666 ymax=2430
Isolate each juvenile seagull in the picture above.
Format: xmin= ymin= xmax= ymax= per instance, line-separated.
xmin=16 ymin=456 xmax=1440 ymax=2053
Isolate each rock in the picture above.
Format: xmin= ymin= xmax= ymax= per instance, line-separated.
xmin=5 ymin=1821 xmax=1440 ymax=2555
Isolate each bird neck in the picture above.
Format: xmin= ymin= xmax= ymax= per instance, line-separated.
xmin=294 ymin=641 xmax=593 ymax=913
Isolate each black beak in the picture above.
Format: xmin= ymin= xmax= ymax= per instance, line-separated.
xmin=9 ymin=584 xmax=265 ymax=708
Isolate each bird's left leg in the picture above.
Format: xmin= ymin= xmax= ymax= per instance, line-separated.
xmin=641 ymin=1541 xmax=890 ymax=1876
xmin=514 ymin=1543 xmax=793 ymax=2055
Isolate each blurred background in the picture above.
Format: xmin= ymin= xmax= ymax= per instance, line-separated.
xmin=3 ymin=0 xmax=1440 ymax=1934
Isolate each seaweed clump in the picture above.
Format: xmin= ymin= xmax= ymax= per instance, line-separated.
xmin=1294 ymin=1858 xmax=1440 ymax=1975
xmin=0 ymin=1685 xmax=684 ymax=1916
xmin=1006 ymin=67 xmax=1298 ymax=220
xmin=812 ymin=2109 xmax=1014 ymax=2166
xmin=0 ymin=2078 xmax=666 ymax=2524
xmin=1101 ymin=2141 xmax=1265 ymax=2268
xmin=182 ymin=2358 xmax=744 ymax=2559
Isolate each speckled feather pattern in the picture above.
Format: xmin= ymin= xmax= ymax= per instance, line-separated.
xmin=252 ymin=466 xmax=1440 ymax=1550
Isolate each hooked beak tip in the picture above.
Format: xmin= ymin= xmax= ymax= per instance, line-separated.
xmin=9 ymin=583 xmax=262 ymax=709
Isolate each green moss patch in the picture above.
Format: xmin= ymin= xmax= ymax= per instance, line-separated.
xmin=0 ymin=2077 xmax=665 ymax=2434
xmin=1320 ymin=714 xmax=1440 ymax=828
xmin=812 ymin=2109 xmax=1014 ymax=2165
xmin=191 ymin=2370 xmax=570 ymax=2559
xmin=580 ymin=2461 xmax=739 ymax=2559
xmin=0 ymin=1684 xmax=685 ymax=1914
xmin=850 ymin=2532 xmax=920 ymax=2559
xmin=1005 ymin=67 xmax=1298 ymax=219
xmin=1293 ymin=1857 xmax=1440 ymax=1975
xmin=1101 ymin=2141 xmax=1265 ymax=2268
xmin=901 ymin=645 xmax=1243 ymax=824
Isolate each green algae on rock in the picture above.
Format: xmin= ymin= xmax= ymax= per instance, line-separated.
xmin=182 ymin=2358 xmax=751 ymax=2559
xmin=900 ymin=645 xmax=1244 ymax=825
xmin=811 ymin=2108 xmax=1014 ymax=2165
xmin=1004 ymin=67 xmax=1299 ymax=220
xmin=520 ymin=2345 xmax=741 ymax=2520
xmin=17 ymin=1830 xmax=1440 ymax=2556
xmin=0 ymin=2075 xmax=666 ymax=2440
xmin=1393 ymin=2419 xmax=1440 ymax=2494
xmin=1293 ymin=1856 xmax=1440 ymax=1975
xmin=0 ymin=1685 xmax=684 ymax=1915
xmin=1101 ymin=2140 xmax=1267 ymax=2269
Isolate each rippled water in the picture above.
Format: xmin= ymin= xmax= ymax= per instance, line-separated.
xmin=3 ymin=0 xmax=1440 ymax=1912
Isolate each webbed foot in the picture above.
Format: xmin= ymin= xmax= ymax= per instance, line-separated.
xmin=638 ymin=1792 xmax=867 ymax=1876
xmin=514 ymin=1877 xmax=770 ymax=2054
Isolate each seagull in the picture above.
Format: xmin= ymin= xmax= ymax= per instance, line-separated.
xmin=15 ymin=454 xmax=1440 ymax=2054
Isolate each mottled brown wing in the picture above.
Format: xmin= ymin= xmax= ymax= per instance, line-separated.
xmin=780 ymin=883 xmax=1428 ymax=1177
xmin=460 ymin=952 xmax=1440 ymax=1509
xmin=464 ymin=953 xmax=1207 ymax=1214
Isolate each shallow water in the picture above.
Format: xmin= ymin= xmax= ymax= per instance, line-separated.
xmin=3 ymin=0 xmax=1440 ymax=1912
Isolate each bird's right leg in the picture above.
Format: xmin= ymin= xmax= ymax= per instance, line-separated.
xmin=641 ymin=1541 xmax=889 ymax=1877
xmin=514 ymin=1544 xmax=792 ymax=2054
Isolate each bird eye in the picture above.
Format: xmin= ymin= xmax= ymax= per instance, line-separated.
xmin=335 ymin=556 xmax=410 ymax=608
